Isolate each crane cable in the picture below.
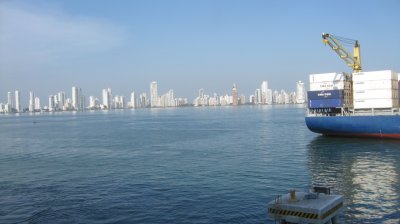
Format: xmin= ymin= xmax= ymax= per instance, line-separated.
xmin=331 ymin=34 xmax=357 ymax=46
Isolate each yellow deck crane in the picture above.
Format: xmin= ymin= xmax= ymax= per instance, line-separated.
xmin=322 ymin=33 xmax=362 ymax=72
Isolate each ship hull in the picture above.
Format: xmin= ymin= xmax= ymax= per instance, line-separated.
xmin=305 ymin=115 xmax=400 ymax=139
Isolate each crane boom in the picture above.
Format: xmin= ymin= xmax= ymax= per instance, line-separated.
xmin=322 ymin=33 xmax=362 ymax=72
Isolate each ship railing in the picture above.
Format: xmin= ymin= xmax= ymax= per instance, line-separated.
xmin=351 ymin=107 xmax=400 ymax=116
xmin=306 ymin=107 xmax=348 ymax=117
xmin=307 ymin=107 xmax=400 ymax=117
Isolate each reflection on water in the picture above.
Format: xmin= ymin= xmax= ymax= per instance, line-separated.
xmin=307 ymin=136 xmax=400 ymax=223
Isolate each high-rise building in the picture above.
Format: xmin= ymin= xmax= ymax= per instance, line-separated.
xmin=72 ymin=86 xmax=79 ymax=110
xmin=296 ymin=81 xmax=306 ymax=104
xmin=255 ymin=89 xmax=261 ymax=104
xmin=129 ymin=90 xmax=137 ymax=108
xmin=34 ymin=97 xmax=40 ymax=110
xmin=282 ymin=90 xmax=290 ymax=104
xmin=199 ymin=88 xmax=204 ymax=99
xmin=58 ymin=92 xmax=66 ymax=110
xmin=48 ymin=95 xmax=55 ymax=111
xmin=273 ymin=90 xmax=279 ymax=104
xmin=260 ymin=81 xmax=273 ymax=104
xmin=150 ymin=81 xmax=159 ymax=107
xmin=232 ymin=84 xmax=238 ymax=106
xmin=261 ymin=81 xmax=268 ymax=104
xmin=65 ymin=98 xmax=72 ymax=110
xmin=29 ymin=91 xmax=35 ymax=112
xmin=102 ymin=88 xmax=112 ymax=109
xmin=239 ymin=94 xmax=246 ymax=105
xmin=113 ymin=96 xmax=125 ymax=109
xmin=7 ymin=91 xmax=14 ymax=110
xmin=14 ymin=90 xmax=21 ymax=112
xmin=139 ymin=93 xmax=148 ymax=108
xmin=266 ymin=89 xmax=273 ymax=104
xmin=79 ymin=88 xmax=85 ymax=110
xmin=89 ymin=96 xmax=96 ymax=109
xmin=4 ymin=103 xmax=12 ymax=113
xmin=249 ymin=95 xmax=255 ymax=104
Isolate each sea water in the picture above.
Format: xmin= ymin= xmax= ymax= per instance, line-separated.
xmin=0 ymin=105 xmax=399 ymax=223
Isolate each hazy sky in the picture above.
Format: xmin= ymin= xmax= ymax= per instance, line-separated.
xmin=1 ymin=0 xmax=399 ymax=104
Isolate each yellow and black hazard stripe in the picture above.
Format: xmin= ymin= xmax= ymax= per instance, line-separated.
xmin=268 ymin=208 xmax=318 ymax=220
xmin=321 ymin=202 xmax=343 ymax=220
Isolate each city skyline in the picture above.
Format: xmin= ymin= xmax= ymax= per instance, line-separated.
xmin=0 ymin=80 xmax=306 ymax=113
xmin=1 ymin=1 xmax=399 ymax=105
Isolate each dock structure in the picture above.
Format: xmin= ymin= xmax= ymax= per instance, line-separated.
xmin=267 ymin=188 xmax=343 ymax=224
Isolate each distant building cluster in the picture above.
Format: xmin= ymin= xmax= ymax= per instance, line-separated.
xmin=85 ymin=82 xmax=188 ymax=110
xmin=193 ymin=84 xmax=245 ymax=107
xmin=193 ymin=81 xmax=306 ymax=107
xmin=0 ymin=80 xmax=306 ymax=114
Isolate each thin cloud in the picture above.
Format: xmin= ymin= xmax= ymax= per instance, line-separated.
xmin=0 ymin=2 xmax=126 ymax=67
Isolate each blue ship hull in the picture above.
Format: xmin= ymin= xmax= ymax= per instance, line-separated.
xmin=305 ymin=115 xmax=400 ymax=139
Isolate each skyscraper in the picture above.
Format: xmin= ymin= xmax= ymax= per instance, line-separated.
xmin=48 ymin=95 xmax=55 ymax=111
xmin=29 ymin=91 xmax=35 ymax=112
xmin=296 ymin=81 xmax=306 ymax=104
xmin=129 ymin=90 xmax=137 ymax=108
xmin=139 ymin=93 xmax=147 ymax=108
xmin=261 ymin=81 xmax=268 ymax=104
xmin=199 ymin=88 xmax=204 ymax=99
xmin=7 ymin=91 xmax=14 ymax=110
xmin=34 ymin=97 xmax=40 ymax=110
xmin=72 ymin=86 xmax=79 ymax=110
xmin=89 ymin=96 xmax=96 ymax=109
xmin=58 ymin=92 xmax=66 ymax=110
xmin=150 ymin=81 xmax=159 ymax=107
xmin=102 ymin=88 xmax=112 ymax=109
xmin=232 ymin=84 xmax=238 ymax=106
xmin=79 ymin=88 xmax=85 ymax=110
xmin=15 ymin=90 xmax=21 ymax=112
xmin=255 ymin=89 xmax=261 ymax=104
xmin=266 ymin=89 xmax=273 ymax=104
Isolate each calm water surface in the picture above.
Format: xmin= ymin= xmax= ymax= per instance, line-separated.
xmin=0 ymin=105 xmax=399 ymax=223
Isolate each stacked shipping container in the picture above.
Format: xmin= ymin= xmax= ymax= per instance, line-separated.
xmin=353 ymin=70 xmax=399 ymax=109
xmin=308 ymin=72 xmax=353 ymax=109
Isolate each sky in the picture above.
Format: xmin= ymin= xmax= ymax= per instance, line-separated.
xmin=1 ymin=0 xmax=400 ymax=104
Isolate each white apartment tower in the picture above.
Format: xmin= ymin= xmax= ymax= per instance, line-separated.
xmin=199 ymin=88 xmax=204 ymax=99
xmin=72 ymin=86 xmax=79 ymax=110
xmin=29 ymin=91 xmax=35 ymax=112
xmin=261 ymin=81 xmax=272 ymax=104
xmin=34 ymin=97 xmax=40 ymax=110
xmin=232 ymin=84 xmax=238 ymax=106
xmin=102 ymin=88 xmax=112 ymax=109
xmin=150 ymin=81 xmax=159 ymax=107
xmin=261 ymin=81 xmax=268 ymax=104
xmin=129 ymin=90 xmax=137 ymax=108
xmin=296 ymin=81 xmax=306 ymax=104
xmin=139 ymin=93 xmax=147 ymax=108
xmin=255 ymin=89 xmax=261 ymax=104
xmin=7 ymin=91 xmax=14 ymax=109
xmin=15 ymin=90 xmax=21 ymax=112
xmin=79 ymin=90 xmax=85 ymax=111
xmin=89 ymin=96 xmax=96 ymax=108
xmin=48 ymin=95 xmax=55 ymax=111
xmin=58 ymin=92 xmax=66 ymax=110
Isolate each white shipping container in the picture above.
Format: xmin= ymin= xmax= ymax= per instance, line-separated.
xmin=353 ymin=89 xmax=398 ymax=100
xmin=353 ymin=70 xmax=397 ymax=81
xmin=309 ymin=81 xmax=351 ymax=91
xmin=353 ymin=79 xmax=397 ymax=91
xmin=354 ymin=99 xmax=399 ymax=109
xmin=309 ymin=72 xmax=350 ymax=83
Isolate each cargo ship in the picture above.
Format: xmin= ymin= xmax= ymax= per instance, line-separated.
xmin=305 ymin=34 xmax=400 ymax=139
